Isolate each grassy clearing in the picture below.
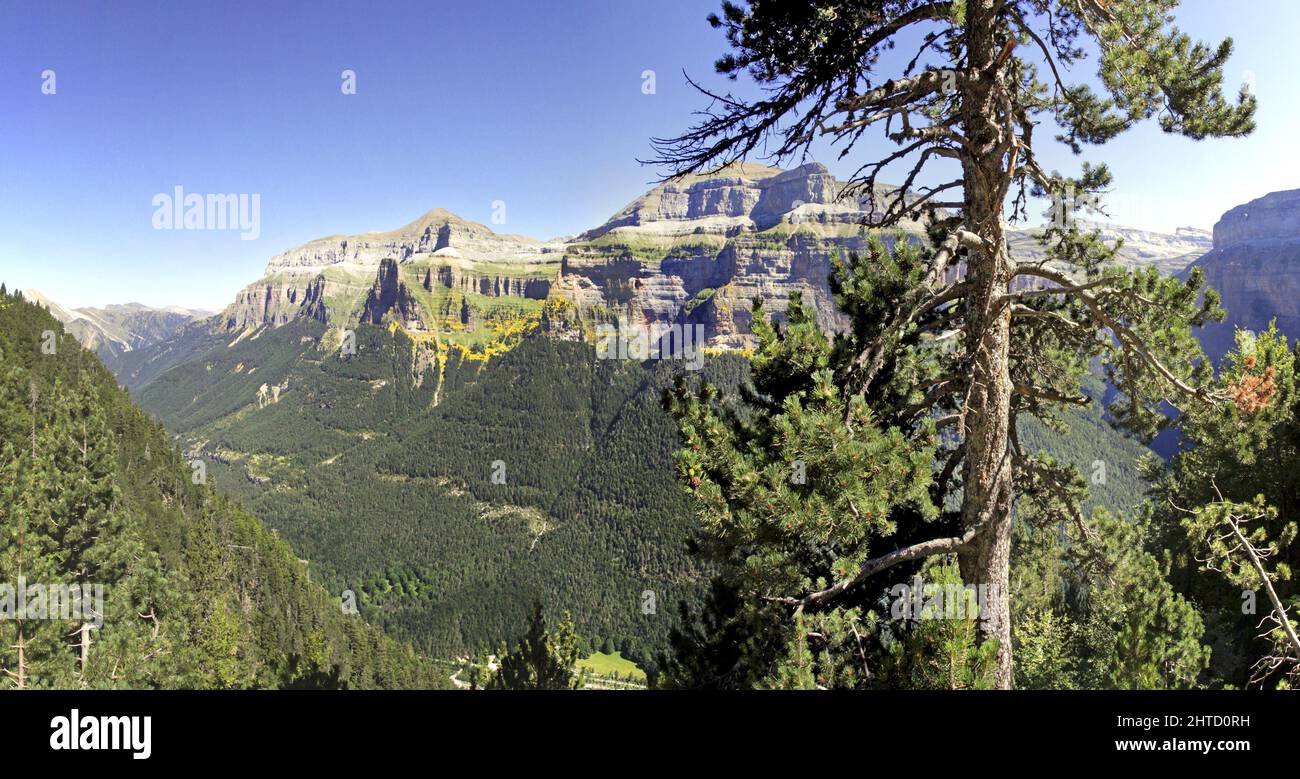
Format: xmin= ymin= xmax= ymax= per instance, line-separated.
xmin=577 ymin=651 xmax=647 ymax=682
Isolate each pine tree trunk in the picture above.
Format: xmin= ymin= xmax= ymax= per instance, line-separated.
xmin=958 ymin=0 xmax=1015 ymax=689
xmin=80 ymin=622 xmax=91 ymax=683
xmin=14 ymin=626 xmax=26 ymax=689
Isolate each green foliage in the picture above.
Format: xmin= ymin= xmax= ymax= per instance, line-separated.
xmin=0 ymin=290 xmax=446 ymax=689
xmin=486 ymin=603 xmax=586 ymax=690
xmin=1010 ymin=507 xmax=1209 ymax=690
xmin=875 ymin=564 xmax=999 ymax=690
xmin=1150 ymin=326 xmax=1300 ymax=687
xmin=1014 ymin=608 xmax=1079 ymax=690
xmin=660 ymin=239 xmax=977 ymax=687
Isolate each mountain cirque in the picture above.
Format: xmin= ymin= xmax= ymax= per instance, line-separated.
xmin=24 ymin=164 xmax=1214 ymax=367
xmin=216 ymin=162 xmax=1206 ymax=354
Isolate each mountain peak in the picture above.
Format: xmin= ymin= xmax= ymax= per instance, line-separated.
xmin=580 ymin=161 xmax=870 ymax=241
xmin=394 ymin=207 xmax=480 ymax=234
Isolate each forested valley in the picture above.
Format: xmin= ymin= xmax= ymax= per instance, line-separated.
xmin=0 ymin=288 xmax=446 ymax=688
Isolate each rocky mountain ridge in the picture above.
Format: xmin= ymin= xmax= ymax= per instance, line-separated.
xmin=19 ymin=164 xmax=1221 ymax=385
xmin=217 ymin=163 xmax=1208 ymax=354
xmin=22 ymin=288 xmax=209 ymax=362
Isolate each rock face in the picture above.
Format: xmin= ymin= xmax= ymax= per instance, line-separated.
xmin=559 ymin=163 xmax=920 ymax=348
xmin=1187 ymin=189 xmax=1300 ymax=361
xmin=262 ymin=208 xmax=551 ymax=272
xmin=430 ymin=263 xmax=551 ymax=299
xmin=225 ymin=279 xmax=309 ymax=329
xmin=584 ymin=162 xmax=854 ymax=235
xmin=1211 ymin=190 xmax=1300 ymax=247
xmin=361 ymin=258 xmax=424 ymax=328
xmin=212 ymin=163 xmax=1210 ymax=352
xmin=222 ymin=208 xmax=562 ymax=332
xmin=301 ymin=274 xmax=330 ymax=322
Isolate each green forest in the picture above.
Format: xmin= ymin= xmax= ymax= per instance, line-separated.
xmin=130 ymin=316 xmax=748 ymax=673
xmin=0 ymin=288 xmax=446 ymax=688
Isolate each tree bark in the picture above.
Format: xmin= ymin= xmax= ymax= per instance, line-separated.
xmin=80 ymin=622 xmax=91 ymax=683
xmin=957 ymin=0 xmax=1016 ymax=689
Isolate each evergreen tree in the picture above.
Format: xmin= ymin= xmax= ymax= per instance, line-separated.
xmin=0 ymin=377 xmax=71 ymax=687
xmin=1151 ymin=326 xmax=1300 ymax=686
xmin=487 ymin=602 xmax=586 ymax=690
xmin=653 ymin=0 xmax=1252 ymax=686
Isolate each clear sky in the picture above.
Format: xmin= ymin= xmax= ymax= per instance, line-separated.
xmin=1 ymin=0 xmax=1296 ymax=310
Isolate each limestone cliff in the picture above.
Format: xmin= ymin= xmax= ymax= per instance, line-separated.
xmin=1188 ymin=189 xmax=1300 ymax=361
xmin=558 ymin=163 xmax=918 ymax=348
xmin=361 ymin=258 xmax=424 ymax=329
xmin=214 ymin=163 xmax=1207 ymax=353
xmin=222 ymin=208 xmax=561 ymax=333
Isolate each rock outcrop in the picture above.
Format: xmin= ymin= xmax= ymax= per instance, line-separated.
xmin=557 ymin=163 xmax=904 ymax=347
xmin=581 ymin=162 xmax=857 ymax=237
xmin=223 ymin=208 xmax=562 ymax=331
xmin=1187 ymin=189 xmax=1300 ymax=361
xmin=430 ymin=263 xmax=551 ymax=299
xmin=361 ymin=258 xmax=424 ymax=328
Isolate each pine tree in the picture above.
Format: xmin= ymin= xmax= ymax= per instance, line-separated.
xmin=487 ymin=602 xmax=586 ymax=690
xmin=653 ymin=0 xmax=1252 ymax=687
xmin=1151 ymin=326 xmax=1300 ymax=686
xmin=0 ymin=377 xmax=73 ymax=687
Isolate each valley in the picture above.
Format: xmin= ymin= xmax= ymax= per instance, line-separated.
xmin=11 ymin=164 xmax=1213 ymax=671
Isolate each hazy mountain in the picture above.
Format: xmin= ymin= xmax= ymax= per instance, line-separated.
xmin=1186 ymin=188 xmax=1300 ymax=361
xmin=22 ymin=288 xmax=209 ymax=365
xmin=1006 ymin=220 xmax=1210 ymax=276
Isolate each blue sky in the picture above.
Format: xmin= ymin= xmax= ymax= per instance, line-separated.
xmin=0 ymin=0 xmax=1296 ymax=310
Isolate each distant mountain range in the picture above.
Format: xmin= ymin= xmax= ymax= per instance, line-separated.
xmin=19 ymin=165 xmax=1267 ymax=380
xmin=22 ymin=288 xmax=209 ymax=364
xmin=65 ymin=162 xmax=1213 ymax=369
xmin=1008 ymin=220 xmax=1211 ymax=276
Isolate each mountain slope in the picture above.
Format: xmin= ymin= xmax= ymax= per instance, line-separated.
xmin=132 ymin=316 xmax=741 ymax=665
xmin=127 ymin=308 xmax=1151 ymax=667
xmin=59 ymin=165 xmax=1180 ymax=666
xmin=0 ymin=288 xmax=447 ymax=689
